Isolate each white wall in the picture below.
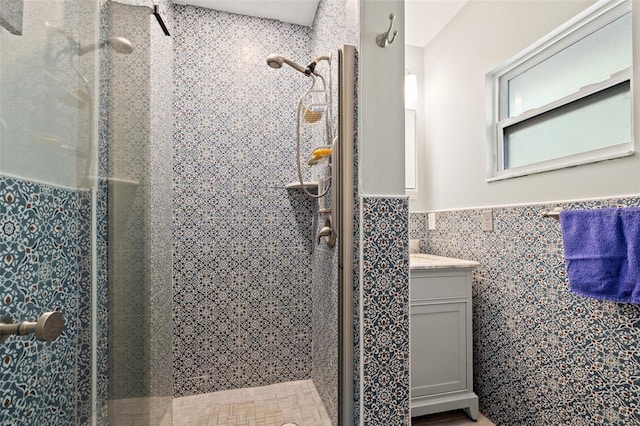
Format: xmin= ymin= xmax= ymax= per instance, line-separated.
xmin=359 ymin=0 xmax=405 ymax=196
xmin=422 ymin=0 xmax=640 ymax=211
xmin=405 ymin=44 xmax=426 ymax=211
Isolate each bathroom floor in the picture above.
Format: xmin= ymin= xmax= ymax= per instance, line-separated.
xmin=172 ymin=379 xmax=332 ymax=426
xmin=112 ymin=384 xmax=492 ymax=425
xmin=412 ymin=410 xmax=495 ymax=425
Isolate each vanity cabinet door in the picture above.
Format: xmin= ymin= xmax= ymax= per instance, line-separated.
xmin=410 ymin=301 xmax=467 ymax=397
xmin=409 ymin=263 xmax=478 ymax=419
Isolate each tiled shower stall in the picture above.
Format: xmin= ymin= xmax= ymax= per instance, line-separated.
xmin=0 ymin=0 xmax=412 ymax=424
xmin=170 ymin=1 xmax=409 ymax=424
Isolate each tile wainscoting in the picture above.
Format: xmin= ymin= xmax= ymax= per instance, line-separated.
xmin=410 ymin=197 xmax=640 ymax=425
xmin=362 ymin=196 xmax=410 ymax=425
xmin=0 ymin=176 xmax=89 ymax=424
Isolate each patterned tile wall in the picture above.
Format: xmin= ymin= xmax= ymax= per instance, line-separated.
xmin=361 ymin=196 xmax=410 ymax=426
xmin=311 ymin=231 xmax=338 ymax=425
xmin=94 ymin=178 xmax=109 ymax=424
xmin=106 ymin=2 xmax=152 ymax=406
xmin=172 ymin=4 xmax=318 ymax=396
xmin=148 ymin=1 xmax=175 ymax=423
xmin=308 ymin=0 xmax=358 ymax=424
xmin=95 ymin=1 xmax=110 ymax=422
xmin=0 ymin=176 xmax=86 ymax=425
xmin=75 ymin=188 xmax=92 ymax=425
xmin=418 ymin=198 xmax=640 ymax=425
xmin=408 ymin=211 xmax=427 ymax=252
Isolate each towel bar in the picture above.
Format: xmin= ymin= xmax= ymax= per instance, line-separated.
xmin=0 ymin=311 xmax=64 ymax=344
xmin=541 ymin=206 xmax=563 ymax=220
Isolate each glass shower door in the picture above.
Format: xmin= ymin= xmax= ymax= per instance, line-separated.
xmin=0 ymin=0 xmax=100 ymax=423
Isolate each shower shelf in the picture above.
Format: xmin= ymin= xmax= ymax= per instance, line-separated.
xmin=285 ymin=182 xmax=318 ymax=192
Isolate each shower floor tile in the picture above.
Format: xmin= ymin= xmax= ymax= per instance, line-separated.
xmin=172 ymin=379 xmax=332 ymax=426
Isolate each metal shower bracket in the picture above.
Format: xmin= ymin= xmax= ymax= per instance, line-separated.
xmin=153 ymin=5 xmax=170 ymax=36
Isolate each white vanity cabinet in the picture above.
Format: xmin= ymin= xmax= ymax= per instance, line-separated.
xmin=409 ymin=254 xmax=479 ymax=420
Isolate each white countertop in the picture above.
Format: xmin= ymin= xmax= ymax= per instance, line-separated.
xmin=410 ymin=253 xmax=479 ymax=270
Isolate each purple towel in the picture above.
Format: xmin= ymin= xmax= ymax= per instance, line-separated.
xmin=560 ymin=207 xmax=640 ymax=304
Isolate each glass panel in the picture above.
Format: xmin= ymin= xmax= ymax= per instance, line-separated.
xmin=106 ymin=2 xmax=174 ymax=425
xmin=0 ymin=1 xmax=99 ymax=424
xmin=504 ymin=81 xmax=631 ymax=169
xmin=507 ymin=12 xmax=631 ymax=118
xmin=0 ymin=0 xmax=99 ymax=188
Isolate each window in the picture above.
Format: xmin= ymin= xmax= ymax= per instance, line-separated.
xmin=486 ymin=0 xmax=634 ymax=180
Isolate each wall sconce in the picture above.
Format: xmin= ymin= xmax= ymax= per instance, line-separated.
xmin=405 ymin=70 xmax=417 ymax=109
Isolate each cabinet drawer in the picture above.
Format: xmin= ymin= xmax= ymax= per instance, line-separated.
xmin=410 ymin=273 xmax=468 ymax=300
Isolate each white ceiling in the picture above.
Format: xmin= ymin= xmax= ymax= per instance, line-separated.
xmin=171 ymin=0 xmax=466 ymax=47
xmin=171 ymin=0 xmax=321 ymax=27
xmin=405 ymin=0 xmax=467 ymax=47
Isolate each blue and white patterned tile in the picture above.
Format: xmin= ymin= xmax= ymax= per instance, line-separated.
xmin=424 ymin=198 xmax=640 ymax=425
xmin=0 ymin=176 xmax=81 ymax=425
xmin=172 ymin=3 xmax=326 ymax=397
xmin=360 ymin=196 xmax=410 ymax=426
xmin=75 ymin=188 xmax=92 ymax=423
xmin=408 ymin=211 xmax=426 ymax=241
xmin=103 ymin=0 xmax=175 ymax=416
xmin=94 ymin=178 xmax=110 ymax=422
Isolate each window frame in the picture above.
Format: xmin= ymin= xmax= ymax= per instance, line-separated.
xmin=486 ymin=0 xmax=635 ymax=181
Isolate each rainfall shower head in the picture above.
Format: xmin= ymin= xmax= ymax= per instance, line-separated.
xmin=78 ymin=36 xmax=134 ymax=56
xmin=45 ymin=23 xmax=133 ymax=57
xmin=266 ymin=54 xmax=310 ymax=75
xmin=107 ymin=36 xmax=134 ymax=54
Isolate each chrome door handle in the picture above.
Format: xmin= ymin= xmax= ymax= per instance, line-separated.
xmin=0 ymin=311 xmax=64 ymax=343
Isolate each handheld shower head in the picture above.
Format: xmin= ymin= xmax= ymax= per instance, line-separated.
xmin=266 ymin=54 xmax=309 ymax=75
xmin=78 ymin=36 xmax=134 ymax=56
xmin=266 ymin=54 xmax=284 ymax=69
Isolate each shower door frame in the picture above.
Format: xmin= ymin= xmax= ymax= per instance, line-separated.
xmin=337 ymin=43 xmax=356 ymax=426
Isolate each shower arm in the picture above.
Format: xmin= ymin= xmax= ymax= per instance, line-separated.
xmin=313 ymin=55 xmax=331 ymax=66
